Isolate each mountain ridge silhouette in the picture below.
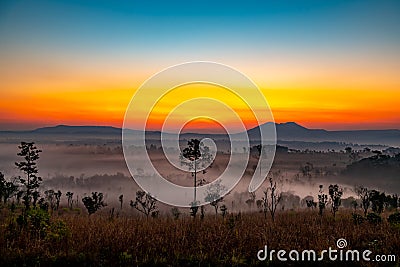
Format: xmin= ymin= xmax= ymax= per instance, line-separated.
xmin=1 ymin=122 xmax=399 ymax=146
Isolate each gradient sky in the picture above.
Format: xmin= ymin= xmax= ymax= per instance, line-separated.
xmin=0 ymin=0 xmax=399 ymax=131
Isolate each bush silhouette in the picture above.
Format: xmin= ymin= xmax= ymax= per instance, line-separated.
xmin=82 ymin=192 xmax=106 ymax=215
xmin=388 ymin=212 xmax=400 ymax=225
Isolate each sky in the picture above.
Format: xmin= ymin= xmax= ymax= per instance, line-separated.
xmin=0 ymin=0 xmax=399 ymax=131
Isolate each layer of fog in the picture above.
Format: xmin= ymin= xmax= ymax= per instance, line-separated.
xmin=1 ymin=139 xmax=399 ymax=214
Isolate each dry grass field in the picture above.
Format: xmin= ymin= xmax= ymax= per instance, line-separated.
xmin=1 ymin=206 xmax=399 ymax=266
xmin=0 ymin=142 xmax=399 ymax=266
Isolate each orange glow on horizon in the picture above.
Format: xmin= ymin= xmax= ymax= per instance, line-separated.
xmin=179 ymin=118 xmax=227 ymax=134
xmin=0 ymin=58 xmax=399 ymax=131
xmin=1 ymin=85 xmax=399 ymax=131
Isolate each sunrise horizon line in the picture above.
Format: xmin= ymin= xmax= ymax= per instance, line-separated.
xmin=1 ymin=121 xmax=400 ymax=133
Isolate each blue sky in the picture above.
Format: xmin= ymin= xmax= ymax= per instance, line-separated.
xmin=0 ymin=0 xmax=399 ymax=130
xmin=1 ymin=0 xmax=399 ymax=61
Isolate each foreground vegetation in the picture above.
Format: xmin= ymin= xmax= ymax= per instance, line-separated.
xmin=1 ymin=142 xmax=399 ymax=266
xmin=0 ymin=207 xmax=399 ymax=266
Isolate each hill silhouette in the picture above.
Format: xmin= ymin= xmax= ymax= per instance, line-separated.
xmin=1 ymin=122 xmax=399 ymax=147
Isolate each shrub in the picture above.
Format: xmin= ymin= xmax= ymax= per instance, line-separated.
xmin=119 ymin=251 xmax=133 ymax=265
xmin=171 ymin=207 xmax=181 ymax=220
xmin=130 ymin=190 xmax=158 ymax=218
xmin=366 ymin=212 xmax=382 ymax=225
xmin=352 ymin=213 xmax=365 ymax=225
xmin=46 ymin=220 xmax=70 ymax=242
xmin=16 ymin=208 xmax=51 ymax=238
xmin=82 ymin=192 xmax=106 ymax=215
xmin=388 ymin=212 xmax=400 ymax=225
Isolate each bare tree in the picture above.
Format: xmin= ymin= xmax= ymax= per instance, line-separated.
xmin=130 ymin=190 xmax=158 ymax=218
xmin=189 ymin=202 xmax=199 ymax=218
xmin=45 ymin=189 xmax=56 ymax=210
xmin=256 ymin=199 xmax=263 ymax=210
xmin=355 ymin=186 xmax=371 ymax=216
xmin=251 ymin=144 xmax=263 ymax=184
xmin=55 ymin=190 xmax=62 ymax=210
xmin=370 ymin=190 xmax=385 ymax=214
xmin=220 ymin=204 xmax=228 ymax=219
xmin=262 ymin=174 xmax=282 ymax=221
xmin=318 ymin=185 xmax=328 ymax=216
xmin=245 ymin=192 xmax=256 ymax=210
xmin=205 ymin=180 xmax=226 ymax=216
xmin=328 ymin=184 xmax=343 ymax=217
xmin=66 ymin=191 xmax=74 ymax=210
xmin=171 ymin=207 xmax=181 ymax=220
xmin=197 ymin=179 xmax=208 ymax=220
xmin=210 ymin=198 xmax=222 ymax=216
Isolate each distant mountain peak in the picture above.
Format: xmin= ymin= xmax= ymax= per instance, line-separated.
xmin=32 ymin=125 xmax=121 ymax=134
xmin=278 ymin=122 xmax=305 ymax=128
